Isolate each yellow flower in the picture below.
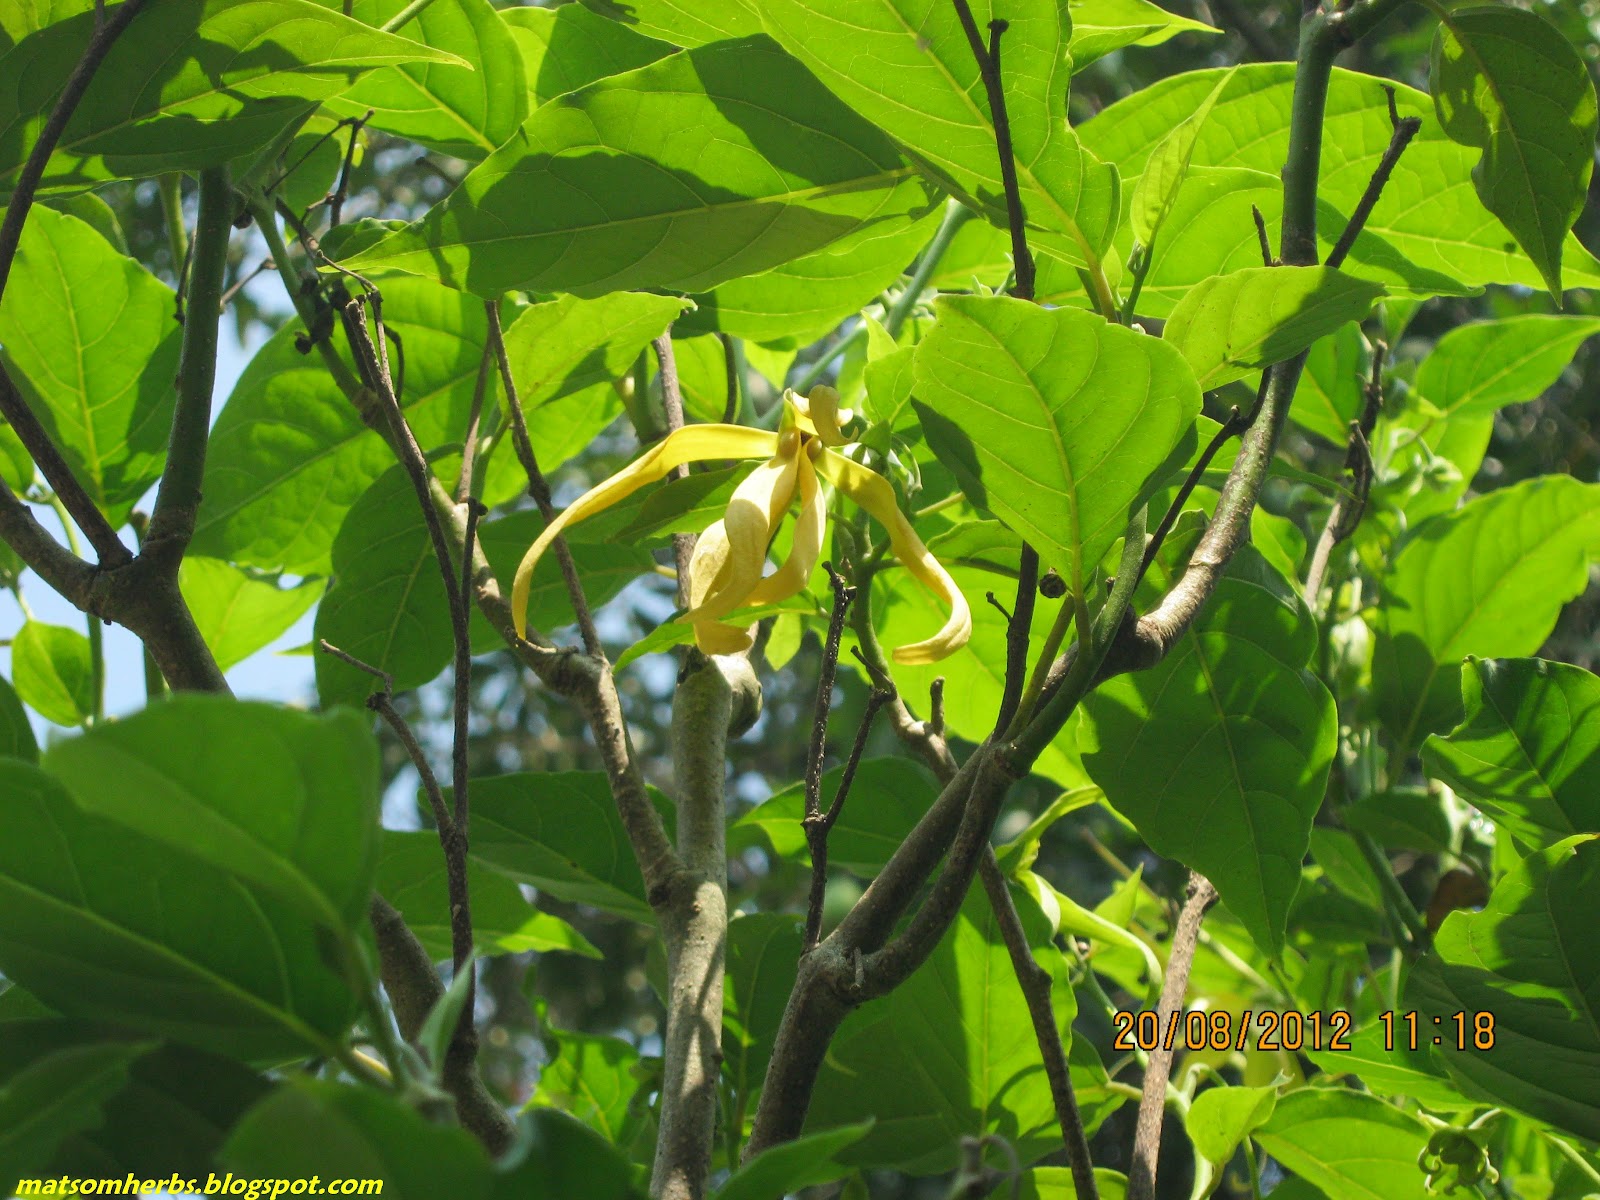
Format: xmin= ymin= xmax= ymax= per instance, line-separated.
xmin=511 ymin=387 xmax=971 ymax=663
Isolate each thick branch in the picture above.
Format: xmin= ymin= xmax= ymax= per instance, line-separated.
xmin=1126 ymin=873 xmax=1218 ymax=1200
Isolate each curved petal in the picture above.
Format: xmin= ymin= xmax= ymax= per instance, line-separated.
xmin=681 ymin=435 xmax=801 ymax=624
xmin=692 ymin=618 xmax=756 ymax=656
xmin=814 ymin=448 xmax=971 ymax=664
xmin=799 ymin=384 xmax=853 ymax=446
xmin=745 ymin=447 xmax=824 ymax=607
xmin=511 ymin=424 xmax=780 ymax=638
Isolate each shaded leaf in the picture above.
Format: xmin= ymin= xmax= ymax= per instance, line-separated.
xmin=1430 ymin=6 xmax=1598 ymax=296
xmin=714 ymin=1123 xmax=874 ymax=1200
xmin=0 ymin=1039 xmax=148 ymax=1191
xmin=502 ymin=4 xmax=672 ymax=108
xmin=0 ymin=675 xmax=37 ymax=763
xmin=722 ymin=913 xmax=803 ymax=1106
xmin=348 ymin=37 xmax=933 ymax=298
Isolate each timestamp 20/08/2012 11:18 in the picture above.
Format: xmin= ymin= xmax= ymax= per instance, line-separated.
xmin=1112 ymin=1009 xmax=1498 ymax=1053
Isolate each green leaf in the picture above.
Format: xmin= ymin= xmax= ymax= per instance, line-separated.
xmin=223 ymin=1079 xmax=491 ymax=1190
xmin=179 ymin=558 xmax=323 ymax=673
xmin=1305 ymin=1020 xmax=1472 ymax=1111
xmin=195 ymin=277 xmax=491 ymax=575
xmin=1343 ymin=788 xmax=1456 ymax=857
xmin=0 ymin=674 xmax=37 ymax=764
xmin=714 ymin=1123 xmax=874 ymax=1200
xmin=467 ymin=773 xmax=669 ymax=923
xmin=1069 ymin=0 xmax=1216 ymax=67
xmin=1372 ymin=475 xmax=1600 ymax=752
xmin=1414 ymin=314 xmax=1600 ymax=418
xmin=473 ymin=509 xmax=655 ymax=646
xmin=377 ymin=831 xmax=601 ymax=961
xmin=913 ymin=295 xmax=1200 ymax=596
xmin=0 ymin=0 xmax=460 ymax=193
xmin=43 ymin=694 xmax=380 ymax=930
xmin=528 ymin=1020 xmax=647 ymax=1152
xmin=495 ymin=291 xmax=689 ymax=471
xmin=0 ymin=1039 xmax=149 ymax=1191
xmin=805 ymin=882 xmax=1075 ymax=1174
xmin=314 ymin=462 xmax=451 ymax=709
xmin=0 ymin=0 xmax=93 ymax=51
xmin=732 ymin=758 xmax=940 ymax=875
xmin=1430 ymin=5 xmax=1597 ymax=297
xmin=1163 ymin=266 xmax=1385 ymax=390
xmin=320 ymin=0 xmax=526 ymax=160
xmin=576 ymin=0 xmax=762 ymax=47
xmin=1080 ymin=548 xmax=1338 ymax=954
xmin=1019 ymin=1168 xmax=1130 ymax=1200
xmin=759 ymin=0 xmax=1120 ymax=272
xmin=1254 ymin=1089 xmax=1434 ymax=1200
xmin=1424 ymin=658 xmax=1600 ymax=851
xmin=677 ymin=196 xmax=937 ymax=345
xmin=491 ymin=1109 xmax=646 ymax=1200
xmin=614 ymin=600 xmax=813 ymax=670
xmin=0 ymin=205 xmax=180 ymax=522
xmin=0 ymin=1022 xmax=270 ymax=1177
xmin=348 ymin=36 xmax=934 ymax=298
xmin=501 ymin=3 xmax=671 ymax=108
xmin=1186 ymin=1082 xmax=1277 ymax=1178
xmin=722 ymin=913 xmax=803 ymax=1106
xmin=10 ymin=620 xmax=94 ymax=727
xmin=0 ymin=761 xmax=359 ymax=1061
xmin=1131 ymin=68 xmax=1232 ymax=247
xmin=1407 ymin=836 xmax=1600 ymax=1144
xmin=1291 ymin=323 xmax=1369 ymax=445
xmin=0 ymin=418 xmax=32 ymax=492
xmin=1079 ymin=65 xmax=1600 ymax=295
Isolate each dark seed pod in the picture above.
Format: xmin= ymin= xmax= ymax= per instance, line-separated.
xmin=1038 ymin=569 xmax=1067 ymax=599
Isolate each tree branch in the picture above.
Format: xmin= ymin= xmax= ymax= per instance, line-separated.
xmin=802 ymin=565 xmax=857 ymax=950
xmin=1305 ymin=338 xmax=1384 ymax=600
xmin=652 ymin=332 xmax=694 ymax=607
xmin=1126 ymin=873 xmax=1218 ymax=1200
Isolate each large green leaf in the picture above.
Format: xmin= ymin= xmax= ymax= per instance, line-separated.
xmin=1430 ymin=6 xmax=1597 ymax=296
xmin=1291 ymin=323 xmax=1368 ymax=445
xmin=805 ymin=882 xmax=1074 ymax=1174
xmin=1080 ymin=548 xmax=1337 ymax=954
xmin=9 ymin=620 xmax=93 ymax=727
xmin=678 ymin=195 xmax=937 ymax=345
xmin=1079 ymin=66 xmax=1600 ymax=295
xmin=1162 ymin=265 xmax=1385 ymax=390
xmin=1068 ymin=0 xmax=1215 ymax=67
xmin=466 ymin=773 xmax=669 ymax=924
xmin=377 ymin=831 xmax=600 ymax=961
xmin=1372 ymin=475 xmax=1600 ymax=753
xmin=912 ymin=294 xmax=1201 ymax=595
xmin=319 ymin=0 xmax=525 ymax=159
xmin=495 ymin=291 xmax=688 ymax=471
xmin=732 ymin=758 xmax=940 ymax=875
xmin=576 ymin=0 xmax=762 ymax=47
xmin=528 ymin=1021 xmax=649 ymax=1154
xmin=0 ymin=761 xmax=359 ymax=1061
xmin=1424 ymin=658 xmax=1600 ymax=851
xmin=714 ymin=1124 xmax=874 ymax=1200
xmin=348 ymin=36 xmax=934 ymax=298
xmin=43 ymin=694 xmax=380 ymax=930
xmin=0 ymin=205 xmax=179 ymax=522
xmin=1413 ymin=314 xmax=1600 ymax=418
xmin=501 ymin=3 xmax=672 ymax=109
xmin=0 ymin=675 xmax=37 ymax=764
xmin=0 ymin=0 xmax=457 ymax=193
xmin=1305 ymin=1019 xmax=1472 ymax=1111
xmin=194 ymin=277 xmax=490 ymax=575
xmin=1185 ymin=1082 xmax=1277 ymax=1197
xmin=1407 ymin=836 xmax=1600 ymax=1144
xmin=179 ymin=558 xmax=323 ymax=673
xmin=0 ymin=1022 xmax=270 ymax=1177
xmin=1254 ymin=1089 xmax=1434 ymax=1200
xmin=759 ymin=0 xmax=1119 ymax=271
xmin=722 ymin=913 xmax=803 ymax=1108
xmin=0 ymin=1039 xmax=148 ymax=1191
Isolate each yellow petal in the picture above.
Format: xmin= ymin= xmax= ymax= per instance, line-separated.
xmin=681 ymin=435 xmax=800 ymax=624
xmin=814 ymin=448 xmax=971 ymax=664
xmin=511 ymin=424 xmax=780 ymax=639
xmin=800 ymin=384 xmax=853 ymax=446
xmin=745 ymin=446 xmax=824 ymax=607
xmin=692 ymin=618 xmax=756 ymax=656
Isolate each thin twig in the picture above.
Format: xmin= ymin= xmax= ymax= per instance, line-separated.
xmin=803 ymin=564 xmax=857 ymax=950
xmin=1251 ymin=205 xmax=1275 ymax=267
xmin=717 ymin=332 xmax=741 ymax=424
xmin=455 ymin=338 xmax=494 ymax=504
xmin=485 ymin=301 xmax=603 ymax=656
xmin=979 ymin=851 xmax=1099 ymax=1200
xmin=653 ymin=333 xmax=695 ymax=606
xmin=1305 ymin=339 xmax=1385 ymax=600
xmin=330 ymin=111 xmax=371 ymax=227
xmin=949 ymin=4 xmax=1035 ymax=302
xmin=1126 ymin=872 xmax=1218 ymax=1200
xmin=1326 ymin=87 xmax=1421 ymax=270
